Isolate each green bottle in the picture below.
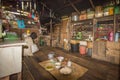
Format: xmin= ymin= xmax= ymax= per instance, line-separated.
xmin=76 ymin=32 xmax=82 ymax=40
xmin=114 ymin=6 xmax=120 ymax=14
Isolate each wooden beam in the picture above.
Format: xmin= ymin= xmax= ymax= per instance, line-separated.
xmin=50 ymin=10 xmax=53 ymax=47
xmin=68 ymin=0 xmax=80 ymax=14
xmin=40 ymin=2 xmax=51 ymax=11
xmin=54 ymin=0 xmax=82 ymax=12
xmin=89 ymin=0 xmax=95 ymax=9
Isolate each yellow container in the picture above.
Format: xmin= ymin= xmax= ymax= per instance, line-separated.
xmin=109 ymin=6 xmax=114 ymax=15
xmin=87 ymin=41 xmax=93 ymax=48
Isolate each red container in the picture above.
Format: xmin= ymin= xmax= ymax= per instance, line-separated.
xmin=79 ymin=46 xmax=86 ymax=55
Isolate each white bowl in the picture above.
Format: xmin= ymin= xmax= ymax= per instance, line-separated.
xmin=55 ymin=62 xmax=61 ymax=69
xmin=57 ymin=56 xmax=64 ymax=62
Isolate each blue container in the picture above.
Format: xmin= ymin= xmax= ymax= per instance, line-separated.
xmin=71 ymin=43 xmax=79 ymax=53
xmin=17 ymin=20 xmax=25 ymax=28
xmin=87 ymin=48 xmax=92 ymax=56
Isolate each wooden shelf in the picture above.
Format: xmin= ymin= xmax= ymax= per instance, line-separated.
xmin=71 ymin=19 xmax=93 ymax=25
xmin=96 ymin=15 xmax=114 ymax=22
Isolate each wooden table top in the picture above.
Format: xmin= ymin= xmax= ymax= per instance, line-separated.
xmin=39 ymin=60 xmax=88 ymax=80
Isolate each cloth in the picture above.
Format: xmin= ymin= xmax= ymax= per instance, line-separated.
xmin=23 ymin=37 xmax=39 ymax=56
xmin=31 ymin=44 xmax=39 ymax=53
xmin=24 ymin=37 xmax=33 ymax=56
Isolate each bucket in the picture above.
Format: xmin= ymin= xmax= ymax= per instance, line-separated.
xmin=71 ymin=43 xmax=79 ymax=53
xmin=87 ymin=48 xmax=92 ymax=56
xmin=79 ymin=45 xmax=86 ymax=55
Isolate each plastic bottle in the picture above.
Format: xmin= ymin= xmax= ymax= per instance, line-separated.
xmin=109 ymin=31 xmax=114 ymax=41
xmin=115 ymin=32 xmax=119 ymax=42
xmin=67 ymin=60 xmax=72 ymax=67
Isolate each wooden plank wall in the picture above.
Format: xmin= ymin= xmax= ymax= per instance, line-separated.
xmin=52 ymin=19 xmax=69 ymax=48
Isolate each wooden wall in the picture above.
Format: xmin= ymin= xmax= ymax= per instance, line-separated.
xmin=52 ymin=19 xmax=69 ymax=48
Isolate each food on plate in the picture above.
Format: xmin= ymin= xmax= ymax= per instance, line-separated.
xmin=59 ymin=66 xmax=72 ymax=75
xmin=45 ymin=63 xmax=54 ymax=71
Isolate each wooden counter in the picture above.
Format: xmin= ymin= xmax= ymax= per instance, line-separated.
xmin=0 ymin=40 xmax=26 ymax=78
xmin=0 ymin=40 xmax=26 ymax=47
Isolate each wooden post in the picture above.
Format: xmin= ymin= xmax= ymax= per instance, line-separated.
xmin=58 ymin=24 xmax=61 ymax=44
xmin=50 ymin=10 xmax=53 ymax=47
xmin=0 ymin=0 xmax=1 ymax=7
xmin=113 ymin=14 xmax=116 ymax=39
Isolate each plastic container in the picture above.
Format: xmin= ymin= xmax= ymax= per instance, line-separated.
xmin=109 ymin=31 xmax=114 ymax=41
xmin=79 ymin=45 xmax=86 ymax=55
xmin=76 ymin=32 xmax=82 ymax=39
xmin=67 ymin=60 xmax=72 ymax=67
xmin=87 ymin=8 xmax=95 ymax=19
xmin=115 ymin=32 xmax=119 ymax=42
xmin=71 ymin=43 xmax=79 ymax=53
xmin=80 ymin=41 xmax=87 ymax=46
xmin=39 ymin=39 xmax=44 ymax=46
xmin=95 ymin=6 xmax=103 ymax=17
xmin=87 ymin=48 xmax=92 ymax=56
xmin=17 ymin=20 xmax=25 ymax=28
xmin=79 ymin=10 xmax=87 ymax=20
xmin=108 ymin=6 xmax=114 ymax=15
xmin=87 ymin=41 xmax=93 ymax=48
xmin=114 ymin=6 xmax=120 ymax=14
xmin=103 ymin=6 xmax=109 ymax=16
